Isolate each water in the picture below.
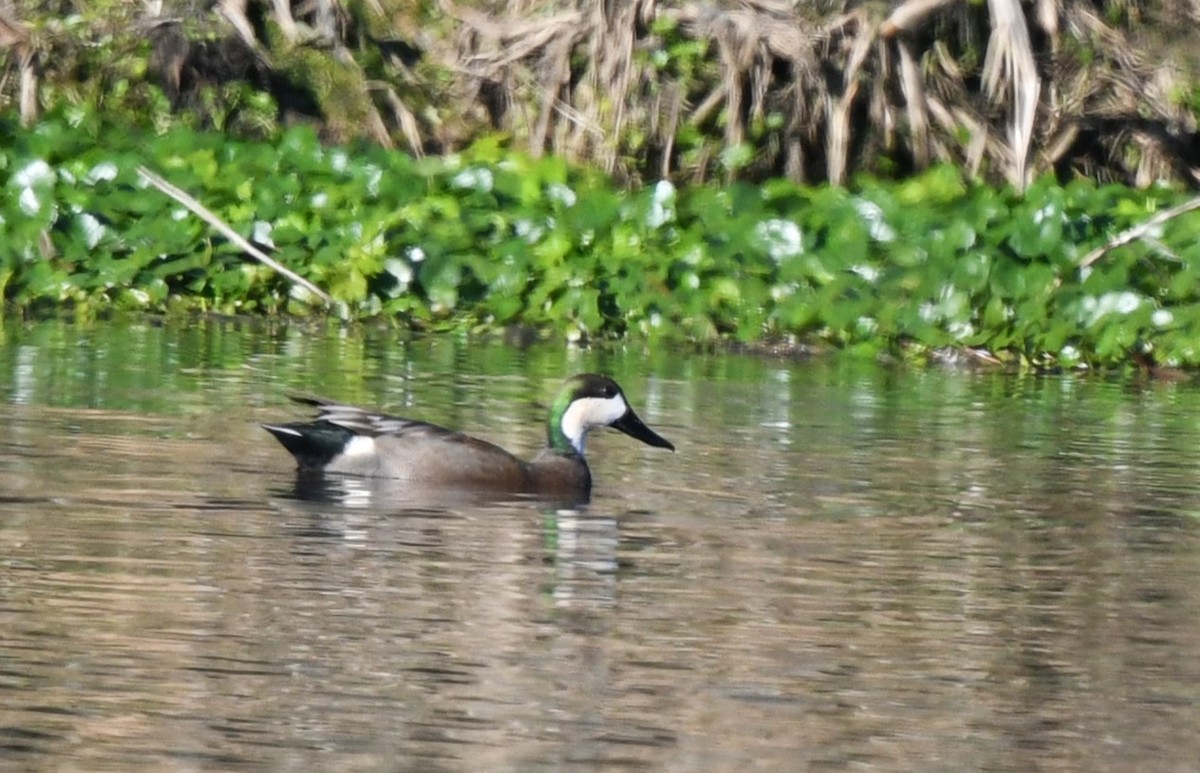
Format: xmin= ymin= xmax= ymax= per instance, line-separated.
xmin=2 ymin=317 xmax=1200 ymax=771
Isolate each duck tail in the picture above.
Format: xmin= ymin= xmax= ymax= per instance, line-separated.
xmin=262 ymin=421 xmax=352 ymax=471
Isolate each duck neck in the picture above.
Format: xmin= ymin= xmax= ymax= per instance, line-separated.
xmin=546 ymin=396 xmax=584 ymax=456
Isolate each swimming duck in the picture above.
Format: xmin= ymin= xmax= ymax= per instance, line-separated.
xmin=262 ymin=374 xmax=674 ymax=501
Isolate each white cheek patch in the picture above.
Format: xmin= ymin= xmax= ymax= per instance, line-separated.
xmin=342 ymin=435 xmax=377 ymax=457
xmin=560 ymin=395 xmax=627 ymax=454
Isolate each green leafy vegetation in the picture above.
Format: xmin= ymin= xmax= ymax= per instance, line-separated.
xmin=4 ymin=116 xmax=1200 ymax=369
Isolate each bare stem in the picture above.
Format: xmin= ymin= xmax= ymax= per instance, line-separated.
xmin=1078 ymin=196 xmax=1200 ymax=269
xmin=136 ymin=165 xmax=332 ymax=306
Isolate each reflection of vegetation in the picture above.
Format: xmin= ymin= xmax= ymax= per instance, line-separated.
xmin=6 ymin=117 xmax=1200 ymax=368
xmin=1 ymin=1 xmax=1198 ymax=187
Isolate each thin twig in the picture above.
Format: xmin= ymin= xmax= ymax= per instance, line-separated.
xmin=136 ymin=165 xmax=332 ymax=305
xmin=1078 ymin=195 xmax=1200 ymax=269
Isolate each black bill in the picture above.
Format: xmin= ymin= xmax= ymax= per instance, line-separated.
xmin=612 ymin=408 xmax=675 ymax=451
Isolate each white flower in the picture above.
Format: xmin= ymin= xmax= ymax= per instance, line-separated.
xmin=770 ymin=283 xmax=798 ymax=301
xmin=85 ymin=162 xmax=118 ymax=185
xmin=1032 ymin=203 xmax=1057 ymax=225
xmin=252 ymin=221 xmax=275 ymax=248
xmin=754 ymin=218 xmax=803 ymax=263
xmin=451 ymin=167 xmax=493 ymax=192
xmin=514 ymin=218 xmax=545 ymax=243
xmin=78 ymin=213 xmax=106 ymax=248
xmin=12 ymin=159 xmax=57 ymax=218
xmin=853 ymin=199 xmax=895 ymax=242
xmin=947 ymin=320 xmax=974 ymax=340
xmin=1082 ymin=291 xmax=1143 ymax=325
xmin=547 ymin=183 xmax=577 ymax=208
xmin=18 ymin=187 xmax=42 ymax=216
xmin=12 ymin=159 xmax=54 ymax=189
xmin=1152 ymin=309 xmax=1174 ymax=327
xmin=850 ymin=264 xmax=879 ymax=282
xmin=384 ymin=258 xmax=413 ymax=290
xmin=364 ymin=165 xmax=382 ymax=197
xmin=1111 ymin=292 xmax=1140 ymax=314
xmin=919 ymin=285 xmax=968 ymax=324
xmin=646 ymin=180 xmax=676 ymax=228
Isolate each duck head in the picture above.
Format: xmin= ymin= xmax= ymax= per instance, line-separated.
xmin=548 ymin=374 xmax=675 ymax=456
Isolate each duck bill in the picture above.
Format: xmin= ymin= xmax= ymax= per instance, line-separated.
xmin=612 ymin=409 xmax=675 ymax=451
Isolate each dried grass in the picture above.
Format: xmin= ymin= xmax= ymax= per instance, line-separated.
xmin=440 ymin=0 xmax=1199 ymax=188
xmin=3 ymin=0 xmax=1196 ymax=187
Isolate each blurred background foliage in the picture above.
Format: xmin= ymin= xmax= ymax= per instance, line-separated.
xmin=5 ymin=115 xmax=1200 ymax=368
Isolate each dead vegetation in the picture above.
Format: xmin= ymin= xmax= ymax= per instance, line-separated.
xmin=448 ymin=0 xmax=1200 ymax=188
xmin=2 ymin=0 xmax=1199 ymax=188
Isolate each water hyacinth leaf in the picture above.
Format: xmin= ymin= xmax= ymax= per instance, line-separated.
xmin=485 ymin=291 xmax=523 ymax=323
xmin=149 ymin=250 xmax=212 ymax=280
xmin=818 ymin=218 xmax=869 ymax=265
xmin=889 ymin=243 xmax=927 ymax=269
xmin=896 ymin=165 xmax=966 ymax=206
xmin=491 ymin=164 xmax=541 ymax=206
xmin=328 ymin=266 xmax=369 ymax=302
xmin=564 ymin=188 xmax=620 ymax=234
xmin=563 ymin=288 xmax=603 ymax=332
xmin=310 ymin=243 xmax=344 ymax=267
xmin=952 ymin=252 xmax=991 ymax=292
xmin=1168 ymin=262 xmax=1200 ymax=299
xmin=1024 ymin=262 xmax=1059 ymax=299
xmin=421 ymin=259 xmax=462 ymax=313
xmin=1041 ymin=322 xmax=1074 ymax=357
xmin=1009 ymin=190 xmax=1068 ymax=259
xmin=775 ymin=291 xmax=818 ymax=330
xmin=533 ymin=230 xmax=572 ymax=264
xmin=991 ymin=259 xmax=1026 ymax=297
xmin=1094 ymin=319 xmax=1141 ymax=360
xmin=815 ymin=278 xmax=867 ymax=330
xmin=279 ymin=125 xmax=321 ymax=163
xmin=759 ymin=178 xmax=805 ymax=208
xmin=709 ymin=277 xmax=742 ymax=305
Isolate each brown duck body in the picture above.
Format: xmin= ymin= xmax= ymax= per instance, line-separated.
xmin=263 ymin=376 xmax=673 ymax=503
xmin=306 ymin=410 xmax=592 ymax=497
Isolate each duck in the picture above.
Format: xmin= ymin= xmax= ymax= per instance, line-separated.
xmin=262 ymin=373 xmax=674 ymax=501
